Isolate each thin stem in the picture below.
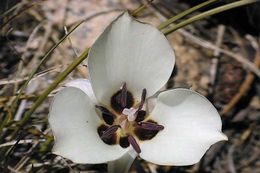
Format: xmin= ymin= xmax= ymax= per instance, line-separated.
xmin=0 ymin=4 xmax=35 ymax=29
xmin=0 ymin=0 xmax=43 ymax=19
xmin=157 ymin=0 xmax=218 ymax=30
xmin=0 ymin=1 xmax=24 ymax=18
xmin=131 ymin=0 xmax=154 ymax=17
xmin=162 ymin=0 xmax=259 ymax=35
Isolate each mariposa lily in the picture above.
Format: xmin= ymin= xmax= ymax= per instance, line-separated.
xmin=49 ymin=12 xmax=227 ymax=171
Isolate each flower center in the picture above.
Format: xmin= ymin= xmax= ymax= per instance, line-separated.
xmin=122 ymin=108 xmax=137 ymax=122
xmin=96 ymin=83 xmax=164 ymax=154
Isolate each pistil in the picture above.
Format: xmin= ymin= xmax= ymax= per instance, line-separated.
xmin=122 ymin=108 xmax=138 ymax=122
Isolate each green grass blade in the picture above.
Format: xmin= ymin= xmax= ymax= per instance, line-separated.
xmin=157 ymin=0 xmax=219 ymax=30
xmin=162 ymin=0 xmax=259 ymax=35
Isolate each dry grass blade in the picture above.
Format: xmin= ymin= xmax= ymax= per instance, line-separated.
xmin=0 ymin=4 xmax=35 ymax=29
xmin=9 ymin=20 xmax=84 ymax=114
xmin=178 ymin=29 xmax=260 ymax=77
xmin=9 ymin=48 xmax=89 ymax=140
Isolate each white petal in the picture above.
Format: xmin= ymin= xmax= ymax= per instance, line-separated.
xmin=139 ymin=89 xmax=227 ymax=166
xmin=88 ymin=12 xmax=175 ymax=105
xmin=65 ymin=79 xmax=97 ymax=103
xmin=49 ymin=87 xmax=126 ymax=163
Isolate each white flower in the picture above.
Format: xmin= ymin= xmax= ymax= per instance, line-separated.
xmin=49 ymin=12 xmax=227 ymax=166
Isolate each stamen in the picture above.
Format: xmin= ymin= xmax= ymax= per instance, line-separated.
xmin=97 ymin=125 xmax=117 ymax=145
xmin=138 ymin=121 xmax=164 ymax=131
xmin=140 ymin=89 xmax=147 ymax=108
xmin=95 ymin=105 xmax=115 ymax=125
xmin=121 ymin=83 xmax=127 ymax=108
xmin=128 ymin=135 xmax=141 ymax=154
xmin=111 ymin=84 xmax=134 ymax=112
xmin=101 ymin=125 xmax=120 ymax=139
xmin=119 ymin=136 xmax=130 ymax=148
xmin=135 ymin=88 xmax=147 ymax=116
xmin=95 ymin=105 xmax=114 ymax=116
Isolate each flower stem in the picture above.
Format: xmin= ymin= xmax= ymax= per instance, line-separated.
xmin=108 ymin=150 xmax=138 ymax=173
xmin=162 ymin=0 xmax=259 ymax=35
xmin=157 ymin=0 xmax=218 ymax=30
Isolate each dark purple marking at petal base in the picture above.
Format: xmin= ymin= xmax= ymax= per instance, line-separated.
xmin=119 ymin=136 xmax=130 ymax=148
xmin=134 ymin=120 xmax=162 ymax=141
xmin=95 ymin=105 xmax=115 ymax=125
xmin=111 ymin=89 xmax=134 ymax=113
xmin=97 ymin=125 xmax=117 ymax=145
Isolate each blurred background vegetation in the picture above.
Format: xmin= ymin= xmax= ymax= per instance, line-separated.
xmin=0 ymin=0 xmax=259 ymax=172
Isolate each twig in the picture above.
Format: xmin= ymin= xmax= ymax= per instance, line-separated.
xmin=13 ymin=129 xmax=51 ymax=171
xmin=178 ymin=29 xmax=260 ymax=77
xmin=0 ymin=78 xmax=28 ymax=86
xmin=7 ymin=166 xmax=22 ymax=173
xmin=0 ymin=64 xmax=66 ymax=86
xmin=9 ymin=48 xmax=89 ymax=140
xmin=147 ymin=163 xmax=158 ymax=173
xmin=220 ymin=49 xmax=260 ymax=115
xmin=0 ymin=139 xmax=46 ymax=148
xmin=227 ymin=146 xmax=236 ymax=173
xmin=64 ymin=26 xmax=79 ymax=57
xmin=0 ymin=3 xmax=35 ymax=30
xmin=210 ymin=25 xmax=225 ymax=90
xmin=152 ymin=8 xmax=260 ymax=77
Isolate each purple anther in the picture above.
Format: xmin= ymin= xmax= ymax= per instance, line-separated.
xmin=101 ymin=125 xmax=120 ymax=139
xmin=138 ymin=121 xmax=164 ymax=131
xmin=95 ymin=105 xmax=113 ymax=116
xmin=139 ymin=89 xmax=146 ymax=110
xmin=121 ymin=83 xmax=127 ymax=107
xmin=128 ymin=135 xmax=141 ymax=154
xmin=135 ymin=89 xmax=147 ymax=117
